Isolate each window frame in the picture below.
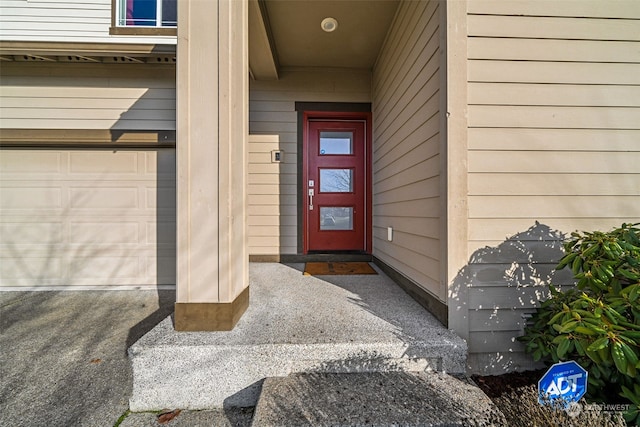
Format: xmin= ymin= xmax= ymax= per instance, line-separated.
xmin=110 ymin=0 xmax=177 ymax=36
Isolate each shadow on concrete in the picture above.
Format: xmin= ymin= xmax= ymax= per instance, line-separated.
xmin=0 ymin=290 xmax=168 ymax=426
xmin=250 ymin=371 xmax=506 ymax=426
xmin=285 ymin=262 xmax=466 ymax=374
xmin=223 ymin=379 xmax=265 ymax=408
xmin=126 ymin=289 xmax=176 ymax=351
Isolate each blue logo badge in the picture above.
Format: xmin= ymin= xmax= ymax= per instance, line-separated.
xmin=538 ymin=360 xmax=588 ymax=407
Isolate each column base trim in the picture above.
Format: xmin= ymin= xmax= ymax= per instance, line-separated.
xmin=174 ymin=286 xmax=250 ymax=331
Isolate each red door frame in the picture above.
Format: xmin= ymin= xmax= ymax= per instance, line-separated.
xmin=302 ymin=111 xmax=372 ymax=254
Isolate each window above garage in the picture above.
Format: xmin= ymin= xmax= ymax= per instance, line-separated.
xmin=111 ymin=0 xmax=177 ymax=36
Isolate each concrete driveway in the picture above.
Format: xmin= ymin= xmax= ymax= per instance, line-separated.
xmin=0 ymin=290 xmax=174 ymax=426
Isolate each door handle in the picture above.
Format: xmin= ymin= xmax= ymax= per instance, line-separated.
xmin=308 ymin=188 xmax=314 ymax=210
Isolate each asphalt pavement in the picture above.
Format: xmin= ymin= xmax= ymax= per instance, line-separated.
xmin=0 ymin=290 xmax=212 ymax=427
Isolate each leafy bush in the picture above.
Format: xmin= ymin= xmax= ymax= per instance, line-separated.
xmin=519 ymin=223 xmax=640 ymax=425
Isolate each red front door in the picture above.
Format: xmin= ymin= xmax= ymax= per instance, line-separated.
xmin=304 ymin=117 xmax=370 ymax=252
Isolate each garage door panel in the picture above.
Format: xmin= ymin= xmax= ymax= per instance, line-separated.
xmin=0 ymin=255 xmax=63 ymax=281
xmin=69 ymin=151 xmax=140 ymax=173
xmin=0 ymin=187 xmax=63 ymax=209
xmin=1 ymin=222 xmax=64 ymax=245
xmin=69 ymin=222 xmax=140 ymax=244
xmin=69 ymin=187 xmax=139 ymax=210
xmin=0 ymin=148 xmax=176 ymax=288
xmin=70 ymin=256 xmax=142 ymax=280
xmin=0 ymin=151 xmax=63 ymax=173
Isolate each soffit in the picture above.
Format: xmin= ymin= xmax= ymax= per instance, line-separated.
xmin=0 ymin=41 xmax=176 ymax=64
xmin=252 ymin=0 xmax=399 ymax=77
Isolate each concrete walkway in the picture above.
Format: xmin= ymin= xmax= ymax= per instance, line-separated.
xmin=130 ymin=263 xmax=467 ymax=410
xmin=0 ymin=263 xmax=495 ymax=426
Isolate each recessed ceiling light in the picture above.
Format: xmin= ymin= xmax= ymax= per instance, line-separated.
xmin=321 ymin=17 xmax=338 ymax=32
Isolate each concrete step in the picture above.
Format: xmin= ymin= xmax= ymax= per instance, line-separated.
xmin=251 ymin=372 xmax=506 ymax=427
xmin=129 ymin=263 xmax=467 ymax=411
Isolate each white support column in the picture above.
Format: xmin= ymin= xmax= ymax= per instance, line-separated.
xmin=175 ymin=0 xmax=249 ymax=331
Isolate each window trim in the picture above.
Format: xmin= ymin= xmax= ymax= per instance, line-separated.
xmin=110 ymin=0 xmax=177 ymax=37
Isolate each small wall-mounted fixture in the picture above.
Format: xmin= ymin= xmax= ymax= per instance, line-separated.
xmin=321 ymin=17 xmax=338 ymax=32
xmin=387 ymin=227 xmax=393 ymax=241
xmin=271 ymin=150 xmax=284 ymax=163
xmin=521 ymin=312 xmax=535 ymax=335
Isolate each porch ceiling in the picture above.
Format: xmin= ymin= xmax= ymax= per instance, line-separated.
xmin=249 ymin=0 xmax=399 ymax=80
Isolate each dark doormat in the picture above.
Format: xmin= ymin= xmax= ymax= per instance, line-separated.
xmin=303 ymin=262 xmax=377 ymax=276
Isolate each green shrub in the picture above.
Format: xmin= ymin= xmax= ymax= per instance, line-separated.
xmin=519 ymin=223 xmax=640 ymax=425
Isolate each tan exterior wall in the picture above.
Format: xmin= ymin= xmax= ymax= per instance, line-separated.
xmin=371 ymin=1 xmax=444 ymax=302
xmin=0 ymin=62 xmax=176 ymax=131
xmin=0 ymin=0 xmax=175 ymax=45
xmin=0 ymin=61 xmax=177 ymax=289
xmin=465 ymin=0 xmax=640 ymax=374
xmin=248 ymin=68 xmax=371 ymax=255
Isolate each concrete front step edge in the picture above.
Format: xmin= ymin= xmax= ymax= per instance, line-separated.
xmin=251 ymin=372 xmax=507 ymax=427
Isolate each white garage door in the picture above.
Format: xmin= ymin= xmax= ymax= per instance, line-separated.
xmin=0 ymin=148 xmax=176 ymax=289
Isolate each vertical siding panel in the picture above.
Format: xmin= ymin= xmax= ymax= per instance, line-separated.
xmin=466 ymin=3 xmax=640 ymax=374
xmin=372 ymin=1 xmax=444 ymax=301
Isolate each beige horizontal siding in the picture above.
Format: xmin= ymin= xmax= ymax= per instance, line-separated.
xmin=375 ymin=152 xmax=439 ymax=194
xmin=469 ymin=61 xmax=640 ymax=85
xmin=372 ymin=0 xmax=444 ymax=301
xmin=0 ymin=0 xmax=176 ymax=44
xmin=374 ymin=226 xmax=441 ymax=261
xmin=465 ymin=2 xmax=640 ymax=374
xmin=248 ymin=68 xmax=371 ymax=255
xmin=469 ymin=174 xmax=640 ymax=196
xmin=469 ymin=105 xmax=640 ymax=129
xmin=469 ymin=309 xmax=529 ymax=333
xmin=469 ymin=83 xmax=640 ymax=107
xmin=467 ymin=0 xmax=640 ymax=19
xmin=0 ymin=62 xmax=176 ymax=130
xmin=469 ymin=151 xmax=640 ymax=174
xmin=372 ymin=237 xmax=441 ymax=283
xmin=375 ymin=177 xmax=440 ymax=205
xmin=468 ymin=218 xmax=640 ymax=242
xmin=469 ymin=196 xmax=639 ymax=219
xmin=469 ymin=331 xmax=526 ymax=354
xmin=468 ymin=14 xmax=640 ymax=41
xmin=469 ymin=287 xmax=550 ymax=311
xmin=468 ymin=38 xmax=639 ymax=63
xmin=468 ymin=128 xmax=638 ymax=151
xmin=374 ymin=120 xmax=440 ymax=174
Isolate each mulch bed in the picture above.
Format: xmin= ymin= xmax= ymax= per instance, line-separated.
xmin=472 ymin=370 xmax=627 ymax=427
xmin=472 ymin=369 xmax=545 ymax=399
